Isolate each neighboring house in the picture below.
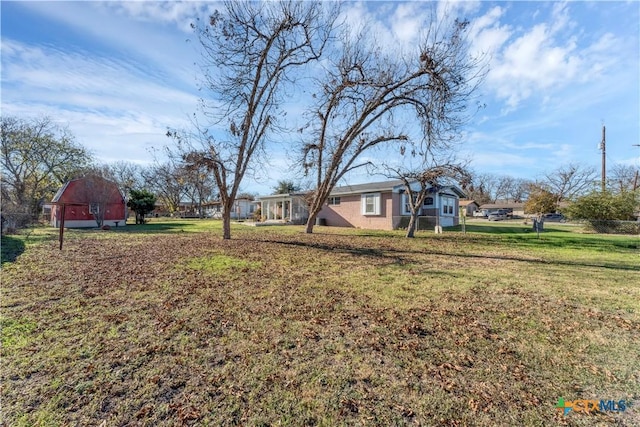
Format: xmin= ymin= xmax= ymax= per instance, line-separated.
xmin=51 ymin=176 xmax=126 ymax=228
xmin=205 ymin=197 xmax=258 ymax=219
xmin=479 ymin=202 xmax=525 ymax=218
xmin=459 ymin=199 xmax=480 ymax=216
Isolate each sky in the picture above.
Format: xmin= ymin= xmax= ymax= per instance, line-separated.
xmin=2 ymin=1 xmax=639 ymax=196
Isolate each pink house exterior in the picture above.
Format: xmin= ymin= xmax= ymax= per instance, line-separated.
xmin=316 ymin=180 xmax=464 ymax=230
xmin=258 ymin=179 xmax=465 ymax=231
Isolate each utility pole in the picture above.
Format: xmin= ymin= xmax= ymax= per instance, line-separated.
xmin=633 ymin=144 xmax=640 ymax=191
xmin=600 ymin=125 xmax=606 ymax=192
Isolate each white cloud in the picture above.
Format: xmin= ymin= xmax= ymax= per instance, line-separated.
xmin=469 ymin=6 xmax=511 ymax=57
xmin=463 ymin=151 xmax=536 ymax=169
xmin=390 ymin=3 xmax=424 ymax=45
xmin=437 ymin=0 xmax=482 ymax=24
xmin=1 ymin=39 xmax=198 ymax=164
xmin=477 ymin=2 xmax=623 ymax=110
xmin=14 ymin=1 xmax=200 ymax=87
xmin=102 ymin=1 xmax=220 ymax=33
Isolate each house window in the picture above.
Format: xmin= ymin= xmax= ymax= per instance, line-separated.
xmin=89 ymin=202 xmax=99 ymax=215
xmin=328 ymin=196 xmax=341 ymax=206
xmin=402 ymin=193 xmax=418 ymax=215
xmin=441 ymin=197 xmax=455 ymax=215
xmin=361 ymin=193 xmax=380 ymax=215
xmin=423 ymin=197 xmax=434 ymax=206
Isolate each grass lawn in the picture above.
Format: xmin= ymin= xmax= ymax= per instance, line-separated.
xmin=1 ymin=219 xmax=639 ymax=426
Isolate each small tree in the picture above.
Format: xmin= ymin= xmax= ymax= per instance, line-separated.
xmin=524 ymin=185 xmax=557 ymax=216
xmin=273 ymin=180 xmax=300 ymax=195
xmin=127 ymin=189 xmax=157 ymax=225
xmin=387 ymin=163 xmax=469 ymax=238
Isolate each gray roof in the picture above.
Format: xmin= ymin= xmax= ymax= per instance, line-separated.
xmin=259 ymin=179 xmax=466 ymax=199
xmin=329 ymin=180 xmax=405 ymax=195
xmin=479 ymin=202 xmax=525 ymax=209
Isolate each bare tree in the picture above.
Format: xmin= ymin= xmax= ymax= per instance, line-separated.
xmin=542 ymin=163 xmax=598 ymax=203
xmin=98 ymin=161 xmax=143 ymax=199
xmin=493 ymin=176 xmax=514 ymax=203
xmin=169 ymin=1 xmax=337 ymax=239
xmin=1 ymin=116 xmax=92 ymax=220
xmin=608 ymin=164 xmax=639 ymax=193
xmin=463 ymin=172 xmax=496 ymax=204
xmin=182 ymin=163 xmax=217 ymax=218
xmin=142 ymin=161 xmax=186 ymax=215
xmin=510 ymin=178 xmax=533 ymax=203
xmin=386 ymin=162 xmax=469 ymax=238
xmin=300 ymin=15 xmax=485 ymax=233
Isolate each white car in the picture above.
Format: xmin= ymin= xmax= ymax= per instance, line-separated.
xmin=488 ymin=210 xmax=508 ymax=221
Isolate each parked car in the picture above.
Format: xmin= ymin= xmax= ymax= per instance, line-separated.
xmin=473 ymin=209 xmax=488 ymax=217
xmin=542 ymin=213 xmax=566 ymax=222
xmin=488 ymin=209 xmax=508 ymax=221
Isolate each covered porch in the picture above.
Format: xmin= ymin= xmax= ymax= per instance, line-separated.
xmin=259 ymin=193 xmax=309 ymax=224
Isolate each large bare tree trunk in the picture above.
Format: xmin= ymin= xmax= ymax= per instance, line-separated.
xmin=222 ymin=214 xmax=231 ymax=240
xmin=300 ymin=16 xmax=484 ymax=234
xmin=406 ymin=214 xmax=417 ymax=238
xmin=304 ymin=187 xmax=331 ymax=234
xmin=169 ymin=1 xmax=336 ymax=240
xmin=222 ymin=198 xmax=233 ymax=240
xmin=305 ymin=218 xmax=315 ymax=234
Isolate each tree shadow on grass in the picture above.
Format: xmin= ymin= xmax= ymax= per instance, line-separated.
xmin=119 ymin=221 xmax=199 ymax=234
xmin=250 ymin=236 xmax=410 ymax=264
xmin=252 ymin=233 xmax=640 ymax=272
xmin=1 ymin=235 xmax=25 ymax=266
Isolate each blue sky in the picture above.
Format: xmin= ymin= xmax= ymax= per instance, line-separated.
xmin=2 ymin=1 xmax=639 ymax=195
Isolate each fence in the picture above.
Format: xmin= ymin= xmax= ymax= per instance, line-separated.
xmin=577 ymin=220 xmax=640 ymax=235
xmin=1 ymin=212 xmax=35 ymax=234
xmin=393 ymin=216 xmax=451 ymax=231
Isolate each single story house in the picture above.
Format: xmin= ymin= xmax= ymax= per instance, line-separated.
xmin=51 ymin=176 xmax=126 ymax=228
xmin=479 ymin=202 xmax=525 ymax=218
xmin=258 ymin=180 xmax=465 ymax=230
xmin=315 ymin=180 xmax=465 ymax=230
xmin=206 ymin=197 xmax=259 ymax=219
xmin=459 ymin=199 xmax=480 ymax=216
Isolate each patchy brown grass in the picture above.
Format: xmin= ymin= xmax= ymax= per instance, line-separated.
xmin=1 ymin=222 xmax=639 ymax=426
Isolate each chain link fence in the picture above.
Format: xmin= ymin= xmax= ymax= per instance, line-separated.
xmin=577 ymin=220 xmax=640 ymax=235
xmin=393 ymin=216 xmax=451 ymax=231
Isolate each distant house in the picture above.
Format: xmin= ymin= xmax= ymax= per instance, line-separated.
xmin=258 ymin=179 xmax=465 ymax=230
xmin=205 ymin=197 xmax=258 ymax=219
xmin=51 ymin=176 xmax=126 ymax=228
xmin=479 ymin=202 xmax=525 ymax=218
xmin=459 ymin=199 xmax=480 ymax=216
